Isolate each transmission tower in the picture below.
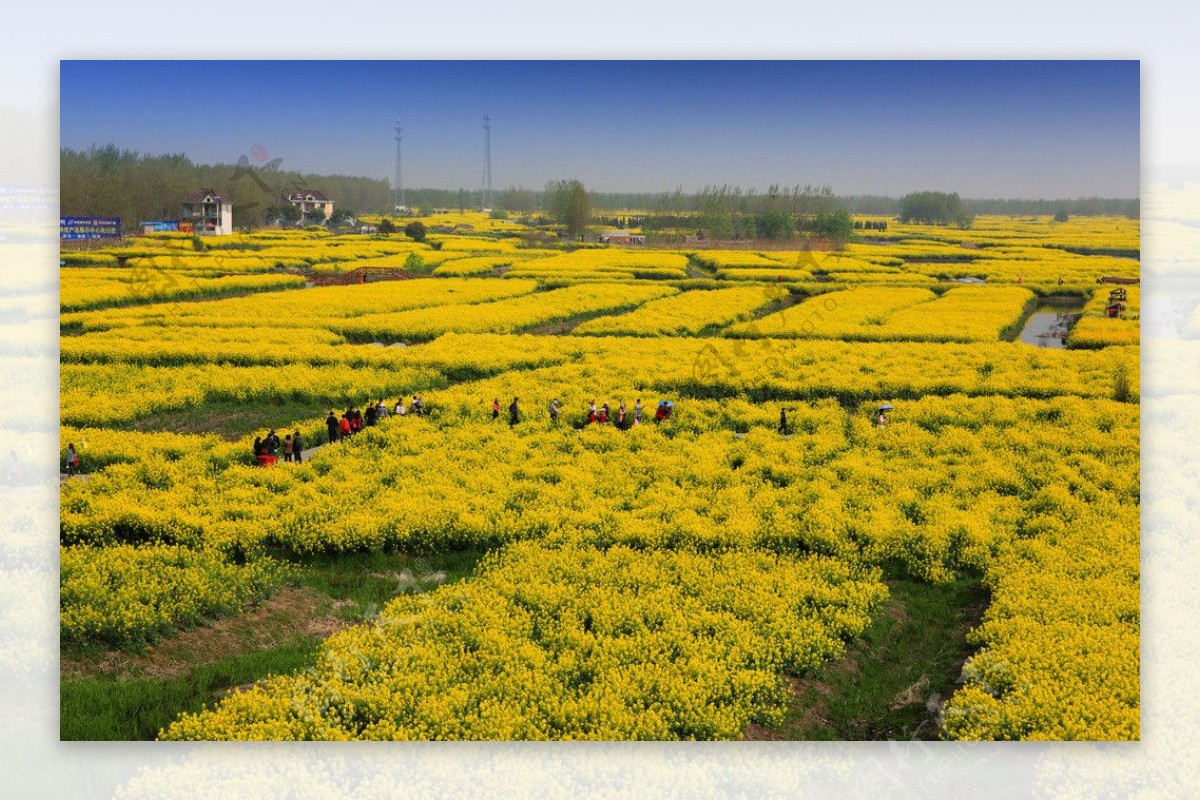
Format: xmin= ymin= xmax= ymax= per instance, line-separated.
xmin=481 ymin=115 xmax=493 ymax=211
xmin=393 ymin=116 xmax=406 ymax=211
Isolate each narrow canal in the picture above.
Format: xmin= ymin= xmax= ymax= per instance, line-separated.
xmin=1016 ymin=298 xmax=1087 ymax=348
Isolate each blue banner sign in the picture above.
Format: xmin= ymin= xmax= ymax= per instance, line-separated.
xmin=60 ymin=216 xmax=122 ymax=240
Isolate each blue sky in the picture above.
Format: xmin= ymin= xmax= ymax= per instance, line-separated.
xmin=60 ymin=60 xmax=1139 ymax=198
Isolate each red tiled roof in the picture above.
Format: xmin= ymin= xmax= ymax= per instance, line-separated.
xmin=182 ymin=188 xmax=225 ymax=203
xmin=286 ymin=189 xmax=332 ymax=202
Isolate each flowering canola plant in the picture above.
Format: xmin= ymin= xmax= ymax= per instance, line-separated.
xmin=58 ymin=215 xmax=1141 ymax=741
xmin=574 ymin=286 xmax=784 ymax=336
xmin=162 ymin=544 xmax=887 ymax=740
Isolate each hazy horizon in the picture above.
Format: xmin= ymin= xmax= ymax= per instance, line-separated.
xmin=60 ymin=60 xmax=1140 ymax=200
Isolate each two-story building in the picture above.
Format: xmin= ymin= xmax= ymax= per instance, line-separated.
xmin=181 ymin=189 xmax=233 ymax=235
xmin=285 ymin=189 xmax=335 ymax=222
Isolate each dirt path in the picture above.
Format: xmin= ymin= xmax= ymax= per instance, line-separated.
xmin=61 ymin=586 xmax=351 ymax=681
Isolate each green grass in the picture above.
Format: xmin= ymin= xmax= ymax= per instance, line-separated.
xmin=762 ymin=572 xmax=987 ymax=741
xmin=122 ymin=397 xmax=337 ymax=441
xmin=61 ymin=638 xmax=323 ymax=741
xmin=288 ymin=549 xmax=485 ymax=623
xmin=62 ymin=550 xmax=979 ymax=742
xmin=61 ymin=550 xmax=485 ymax=740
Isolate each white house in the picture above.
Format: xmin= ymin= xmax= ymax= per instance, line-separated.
xmin=181 ymin=189 xmax=233 ymax=235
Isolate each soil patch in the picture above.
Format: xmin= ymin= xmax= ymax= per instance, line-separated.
xmin=61 ymin=586 xmax=350 ymax=681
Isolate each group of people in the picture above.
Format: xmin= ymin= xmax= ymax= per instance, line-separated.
xmin=585 ymin=399 xmax=637 ymax=428
xmin=325 ymin=396 xmax=426 ymax=444
xmin=496 ymin=397 xmax=563 ymax=427
xmin=253 ymin=429 xmax=304 ymax=463
xmin=251 ymin=396 xmax=429 ymax=465
xmin=500 ymin=397 xmax=675 ymax=430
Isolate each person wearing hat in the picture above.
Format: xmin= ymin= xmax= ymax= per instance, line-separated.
xmin=548 ymin=398 xmax=561 ymax=426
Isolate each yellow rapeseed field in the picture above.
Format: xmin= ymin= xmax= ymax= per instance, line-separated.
xmin=59 ymin=213 xmax=1140 ymax=741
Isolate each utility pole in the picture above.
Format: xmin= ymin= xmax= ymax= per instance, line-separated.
xmin=481 ymin=115 xmax=493 ymax=211
xmin=394 ymin=116 xmax=406 ymax=212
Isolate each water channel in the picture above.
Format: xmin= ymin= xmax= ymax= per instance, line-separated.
xmin=1016 ymin=298 xmax=1087 ymax=348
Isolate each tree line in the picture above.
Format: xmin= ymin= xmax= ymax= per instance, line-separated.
xmin=61 ymin=144 xmax=392 ymax=230
xmin=841 ymin=192 xmax=1137 ymax=219
xmin=62 ymin=144 xmax=1139 ymax=236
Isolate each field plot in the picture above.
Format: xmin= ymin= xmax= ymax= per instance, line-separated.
xmin=60 ymin=215 xmax=1140 ymax=742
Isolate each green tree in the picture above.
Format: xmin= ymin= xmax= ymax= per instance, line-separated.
xmin=499 ymin=186 xmax=535 ymax=213
xmin=811 ymin=209 xmax=854 ymax=245
xmin=404 ymin=252 xmax=426 ymax=274
xmin=898 ymin=191 xmax=974 ymax=226
xmin=546 ymin=179 xmax=591 ymax=237
xmin=756 ymin=209 xmax=794 ymax=240
xmin=377 ymin=218 xmax=396 ymax=234
xmin=306 ymin=206 xmax=327 ymax=225
xmin=698 ymin=190 xmax=734 ymax=240
xmin=277 ymin=204 xmax=302 ymax=225
xmin=405 ymin=221 xmax=427 ymax=242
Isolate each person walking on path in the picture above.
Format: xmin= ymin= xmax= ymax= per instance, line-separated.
xmin=339 ymin=414 xmax=352 ymax=440
xmin=365 ymin=403 xmax=377 ymax=427
xmin=283 ymin=434 xmax=294 ymax=463
xmin=65 ymin=443 xmax=79 ymax=477
xmin=588 ymin=401 xmax=597 ymax=425
xmin=509 ymin=397 xmax=520 ymax=427
xmin=375 ymin=400 xmax=388 ymax=421
xmin=293 ymin=431 xmax=303 ymax=463
xmin=394 ymin=398 xmax=406 ymax=417
xmin=326 ymin=411 xmax=339 ymax=444
xmin=779 ymin=408 xmax=789 ymax=435
xmin=617 ymin=402 xmax=626 ymax=429
xmin=599 ymin=403 xmax=609 ymax=424
xmin=633 ymin=399 xmax=643 ymax=426
xmin=492 ymin=398 xmax=501 ymax=423
xmin=549 ymin=399 xmax=561 ymax=426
